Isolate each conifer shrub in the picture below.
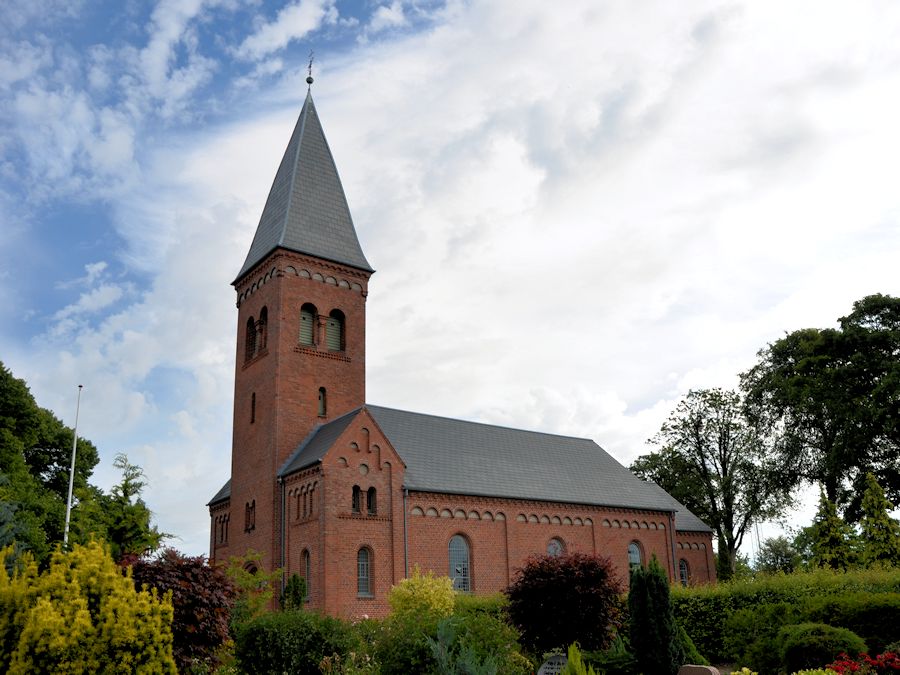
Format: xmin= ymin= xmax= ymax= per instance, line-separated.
xmin=127 ymin=548 xmax=236 ymax=673
xmin=778 ymin=623 xmax=867 ymax=675
xmin=280 ymin=572 xmax=307 ymax=611
xmin=628 ymin=555 xmax=684 ymax=675
xmin=234 ymin=609 xmax=360 ymax=675
xmin=505 ymin=552 xmax=623 ymax=654
xmin=0 ymin=541 xmax=176 ymax=674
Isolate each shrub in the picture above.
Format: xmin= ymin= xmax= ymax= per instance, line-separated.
xmin=722 ymin=602 xmax=803 ymax=673
xmin=453 ymin=591 xmax=509 ymax=620
xmin=805 ymin=592 xmax=900 ymax=654
xmin=561 ymin=642 xmax=599 ymax=675
xmin=778 ymin=623 xmax=867 ymax=675
xmin=374 ymin=611 xmax=438 ymax=674
xmin=506 ymin=552 xmax=624 ymax=654
xmin=389 ymin=565 xmax=455 ymax=620
xmin=224 ymin=550 xmax=282 ymax=633
xmin=234 ymin=609 xmax=360 ymax=675
xmin=0 ymin=541 xmax=176 ymax=674
xmin=281 ymin=572 xmax=307 ymax=611
xmin=628 ymin=555 xmax=684 ymax=675
xmin=582 ymin=635 xmax=637 ymax=675
xmin=672 ymin=567 xmax=900 ymax=662
xmin=827 ymin=650 xmax=900 ymax=674
xmin=128 ymin=548 xmax=236 ymax=673
xmin=428 ymin=614 xmax=531 ymax=675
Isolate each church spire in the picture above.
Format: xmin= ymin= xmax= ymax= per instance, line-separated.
xmin=234 ymin=90 xmax=373 ymax=284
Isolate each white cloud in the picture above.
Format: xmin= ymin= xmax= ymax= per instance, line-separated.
xmin=53 ymin=284 xmax=127 ymax=321
xmin=367 ymin=1 xmax=407 ymax=35
xmin=237 ymin=0 xmax=338 ymax=61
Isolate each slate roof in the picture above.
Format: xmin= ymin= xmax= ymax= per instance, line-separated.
xmin=207 ymin=479 xmax=231 ymax=506
xmin=270 ymin=404 xmax=711 ymax=533
xmin=234 ymin=91 xmax=373 ymax=284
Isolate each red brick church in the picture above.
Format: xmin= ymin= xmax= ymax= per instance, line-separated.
xmin=208 ymin=85 xmax=715 ymax=617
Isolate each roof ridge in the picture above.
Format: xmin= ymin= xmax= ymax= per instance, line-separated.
xmin=365 ymin=403 xmax=595 ymax=443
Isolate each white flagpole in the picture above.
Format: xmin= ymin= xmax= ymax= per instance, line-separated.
xmin=62 ymin=384 xmax=83 ymax=549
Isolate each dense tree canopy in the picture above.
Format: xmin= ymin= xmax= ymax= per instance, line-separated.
xmin=741 ymin=294 xmax=900 ymax=518
xmin=0 ymin=361 xmax=164 ymax=563
xmin=631 ymin=388 xmax=789 ymax=579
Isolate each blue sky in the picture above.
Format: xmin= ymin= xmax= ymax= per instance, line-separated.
xmin=3 ymin=0 xmax=900 ymax=557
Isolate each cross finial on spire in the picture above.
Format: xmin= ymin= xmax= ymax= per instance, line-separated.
xmin=306 ymin=50 xmax=314 ymax=88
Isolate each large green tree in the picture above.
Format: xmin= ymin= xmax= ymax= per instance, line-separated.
xmin=741 ymin=294 xmax=900 ymax=518
xmin=858 ymin=473 xmax=900 ymax=567
xmin=631 ymin=388 xmax=789 ymax=579
xmin=0 ymin=362 xmax=164 ymax=563
xmin=0 ymin=362 xmax=101 ymax=561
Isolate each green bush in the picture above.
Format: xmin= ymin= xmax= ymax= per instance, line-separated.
xmin=804 ymin=592 xmax=900 ymax=654
xmin=583 ymin=635 xmax=637 ymax=675
xmin=374 ymin=610 xmax=438 ymax=674
xmin=672 ymin=567 xmax=900 ymax=662
xmin=777 ymin=623 xmax=866 ymax=675
xmin=453 ymin=592 xmax=509 ymax=620
xmin=234 ymin=609 xmax=360 ymax=675
xmin=428 ymin=614 xmax=531 ymax=675
xmin=722 ymin=602 xmax=803 ymax=673
xmin=389 ymin=566 xmax=455 ymax=621
xmin=280 ymin=572 xmax=307 ymax=611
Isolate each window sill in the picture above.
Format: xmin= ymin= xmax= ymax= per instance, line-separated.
xmin=357 ymin=593 xmax=374 ymax=599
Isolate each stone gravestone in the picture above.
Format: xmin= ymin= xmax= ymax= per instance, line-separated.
xmin=538 ymin=654 xmax=567 ymax=675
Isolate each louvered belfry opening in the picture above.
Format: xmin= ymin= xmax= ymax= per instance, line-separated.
xmin=299 ymin=304 xmax=316 ymax=345
xmin=325 ymin=309 xmax=344 ymax=351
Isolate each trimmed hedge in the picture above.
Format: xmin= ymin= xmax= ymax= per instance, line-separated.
xmin=672 ymin=567 xmax=900 ymax=661
xmin=804 ymin=592 xmax=900 ymax=654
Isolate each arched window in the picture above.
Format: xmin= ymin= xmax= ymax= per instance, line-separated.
xmin=449 ymin=535 xmax=470 ymax=592
xmin=628 ymin=542 xmax=642 ymax=570
xmin=367 ymin=487 xmax=377 ymax=515
xmin=352 ymin=485 xmax=361 ymax=513
xmin=547 ymin=537 xmax=565 ymax=557
xmin=258 ymin=306 xmax=268 ymax=351
xmin=299 ymin=303 xmax=317 ymax=345
xmin=678 ymin=559 xmax=689 ymax=587
xmin=302 ymin=549 xmax=311 ymax=599
xmin=357 ymin=548 xmax=372 ymax=596
xmin=325 ymin=309 xmax=344 ymax=351
xmin=245 ymin=316 xmax=256 ymax=361
xmin=318 ymin=387 xmax=327 ymax=417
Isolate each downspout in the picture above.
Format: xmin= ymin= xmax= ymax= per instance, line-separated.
xmin=669 ymin=511 xmax=677 ymax=581
xmin=403 ymin=487 xmax=409 ymax=577
xmin=279 ymin=476 xmax=286 ymax=597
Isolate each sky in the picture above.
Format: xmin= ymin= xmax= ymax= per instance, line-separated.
xmin=2 ymin=0 xmax=899 ymax=558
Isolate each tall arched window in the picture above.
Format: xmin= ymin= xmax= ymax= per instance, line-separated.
xmin=299 ymin=303 xmax=317 ymax=345
xmin=352 ymin=485 xmax=361 ymax=513
xmin=367 ymin=487 xmax=377 ymax=515
xmin=302 ymin=549 xmax=311 ymax=599
xmin=449 ymin=535 xmax=470 ymax=592
xmin=678 ymin=559 xmax=689 ymax=587
xmin=318 ymin=387 xmax=327 ymax=416
xmin=325 ymin=310 xmax=344 ymax=351
xmin=357 ymin=548 xmax=372 ymax=596
xmin=628 ymin=542 xmax=642 ymax=570
xmin=245 ymin=316 xmax=256 ymax=361
xmin=258 ymin=306 xmax=268 ymax=351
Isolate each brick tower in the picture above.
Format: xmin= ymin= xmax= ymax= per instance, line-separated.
xmin=209 ymin=87 xmax=374 ymax=571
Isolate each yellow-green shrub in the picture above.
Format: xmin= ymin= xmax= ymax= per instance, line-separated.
xmin=0 ymin=541 xmax=176 ymax=674
xmin=388 ymin=565 xmax=455 ymax=620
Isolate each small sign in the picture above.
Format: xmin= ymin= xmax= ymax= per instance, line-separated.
xmin=538 ymin=654 xmax=568 ymax=675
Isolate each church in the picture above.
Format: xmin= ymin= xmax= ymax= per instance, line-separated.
xmin=208 ymin=82 xmax=715 ymax=618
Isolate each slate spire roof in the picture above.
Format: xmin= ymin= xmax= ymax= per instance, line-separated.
xmin=235 ymin=90 xmax=373 ymax=284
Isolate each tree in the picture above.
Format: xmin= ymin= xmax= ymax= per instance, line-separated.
xmin=280 ymin=572 xmax=307 ymax=611
xmin=0 ymin=362 xmax=102 ymax=562
xmin=128 ymin=548 xmax=236 ymax=673
xmin=741 ymin=294 xmax=900 ymax=517
xmin=754 ymin=536 xmax=800 ymax=574
xmin=632 ymin=388 xmax=789 ymax=579
xmin=505 ymin=552 xmax=623 ymax=654
xmin=628 ymin=555 xmax=684 ymax=675
xmin=858 ymin=473 xmax=900 ymax=567
xmin=103 ymin=453 xmax=167 ymax=561
xmin=810 ymin=491 xmax=855 ymax=570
